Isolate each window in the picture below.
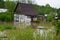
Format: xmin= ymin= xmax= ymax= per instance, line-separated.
xmin=14 ymin=14 xmax=19 ymax=22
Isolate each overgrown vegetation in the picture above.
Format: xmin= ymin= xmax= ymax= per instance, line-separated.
xmin=54 ymin=21 xmax=60 ymax=35
xmin=0 ymin=24 xmax=15 ymax=31
xmin=0 ymin=12 xmax=14 ymax=22
xmin=0 ymin=0 xmax=16 ymax=22
xmin=4 ymin=1 xmax=16 ymax=12
xmin=46 ymin=13 xmax=54 ymax=22
xmin=0 ymin=0 xmax=5 ymax=8
xmin=3 ymin=27 xmax=34 ymax=40
xmin=33 ymin=4 xmax=59 ymax=22
xmin=0 ymin=27 xmax=55 ymax=40
xmin=33 ymin=4 xmax=57 ymax=14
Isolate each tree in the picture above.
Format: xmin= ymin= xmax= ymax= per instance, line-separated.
xmin=0 ymin=1 xmax=16 ymax=22
xmin=45 ymin=4 xmax=50 ymax=7
xmin=0 ymin=0 xmax=4 ymax=8
xmin=44 ymin=4 xmax=54 ymax=14
xmin=4 ymin=1 xmax=16 ymax=12
xmin=46 ymin=13 xmax=54 ymax=22
xmin=57 ymin=8 xmax=60 ymax=17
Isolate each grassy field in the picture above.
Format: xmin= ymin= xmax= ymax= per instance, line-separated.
xmin=0 ymin=22 xmax=60 ymax=40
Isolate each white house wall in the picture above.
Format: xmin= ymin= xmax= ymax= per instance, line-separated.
xmin=14 ymin=14 xmax=19 ymax=22
xmin=25 ymin=16 xmax=31 ymax=25
xmin=14 ymin=14 xmax=31 ymax=25
xmin=19 ymin=15 xmax=25 ymax=22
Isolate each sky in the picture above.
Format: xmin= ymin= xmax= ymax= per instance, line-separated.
xmin=4 ymin=0 xmax=60 ymax=9
xmin=35 ymin=0 xmax=60 ymax=9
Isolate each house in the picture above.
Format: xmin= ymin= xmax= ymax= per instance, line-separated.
xmin=14 ymin=2 xmax=37 ymax=26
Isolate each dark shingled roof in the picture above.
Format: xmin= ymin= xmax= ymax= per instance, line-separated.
xmin=14 ymin=3 xmax=37 ymax=16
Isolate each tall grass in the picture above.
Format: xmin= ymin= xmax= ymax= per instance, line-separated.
xmin=4 ymin=27 xmax=34 ymax=40
xmin=0 ymin=24 xmax=15 ymax=31
xmin=2 ymin=26 xmax=56 ymax=40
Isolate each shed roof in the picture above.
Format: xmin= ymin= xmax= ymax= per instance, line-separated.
xmin=14 ymin=3 xmax=37 ymax=16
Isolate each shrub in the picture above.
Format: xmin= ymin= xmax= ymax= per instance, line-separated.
xmin=0 ymin=12 xmax=14 ymax=22
xmin=55 ymin=21 xmax=60 ymax=35
xmin=55 ymin=21 xmax=60 ymax=30
xmin=46 ymin=13 xmax=54 ymax=22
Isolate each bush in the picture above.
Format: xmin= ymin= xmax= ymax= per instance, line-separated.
xmin=0 ymin=12 xmax=14 ymax=22
xmin=54 ymin=21 xmax=60 ymax=35
xmin=46 ymin=13 xmax=54 ymax=22
xmin=56 ymin=21 xmax=60 ymax=30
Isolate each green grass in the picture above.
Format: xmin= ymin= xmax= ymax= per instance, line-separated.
xmin=38 ymin=21 xmax=53 ymax=28
xmin=0 ymin=23 xmax=15 ymax=31
xmin=56 ymin=32 xmax=60 ymax=40
xmin=3 ymin=27 xmax=34 ymax=40
xmin=0 ymin=22 xmax=60 ymax=40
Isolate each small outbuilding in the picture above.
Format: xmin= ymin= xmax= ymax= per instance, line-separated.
xmin=14 ymin=2 xmax=37 ymax=25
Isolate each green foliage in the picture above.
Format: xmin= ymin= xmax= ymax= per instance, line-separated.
xmin=54 ymin=21 xmax=60 ymax=35
xmin=33 ymin=4 xmax=56 ymax=15
xmin=4 ymin=1 xmax=16 ymax=12
xmin=46 ymin=13 xmax=54 ymax=22
xmin=16 ymin=27 xmax=33 ymax=40
xmin=3 ymin=26 xmax=56 ymax=40
xmin=0 ymin=1 xmax=59 ymax=22
xmin=0 ymin=1 xmax=16 ymax=22
xmin=44 ymin=7 xmax=53 ymax=14
xmin=36 ymin=34 xmax=41 ymax=40
xmin=57 ymin=8 xmax=60 ymax=17
xmin=55 ymin=21 xmax=60 ymax=30
xmin=0 ymin=25 xmax=15 ymax=31
xmin=45 ymin=4 xmax=50 ymax=7
xmin=33 ymin=5 xmax=44 ymax=14
xmin=0 ymin=0 xmax=4 ymax=8
xmin=6 ymin=27 xmax=34 ymax=40
xmin=0 ymin=12 xmax=13 ymax=22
